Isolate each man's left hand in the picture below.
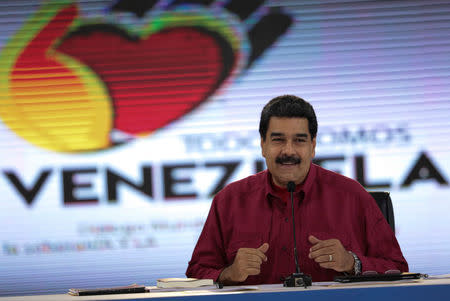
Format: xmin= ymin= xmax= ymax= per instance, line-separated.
xmin=308 ymin=235 xmax=354 ymax=273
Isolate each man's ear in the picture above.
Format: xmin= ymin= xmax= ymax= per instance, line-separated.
xmin=261 ymin=137 xmax=267 ymax=158
xmin=311 ymin=137 xmax=316 ymax=158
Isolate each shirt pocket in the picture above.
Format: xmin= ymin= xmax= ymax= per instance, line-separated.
xmin=225 ymin=232 xmax=263 ymax=264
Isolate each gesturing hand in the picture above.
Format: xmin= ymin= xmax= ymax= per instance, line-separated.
xmin=219 ymin=243 xmax=269 ymax=283
xmin=308 ymin=235 xmax=354 ymax=273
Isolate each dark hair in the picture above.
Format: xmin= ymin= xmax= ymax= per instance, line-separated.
xmin=259 ymin=95 xmax=318 ymax=140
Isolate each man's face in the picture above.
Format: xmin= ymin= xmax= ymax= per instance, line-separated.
xmin=261 ymin=117 xmax=316 ymax=188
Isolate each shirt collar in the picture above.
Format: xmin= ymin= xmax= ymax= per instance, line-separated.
xmin=264 ymin=163 xmax=317 ymax=205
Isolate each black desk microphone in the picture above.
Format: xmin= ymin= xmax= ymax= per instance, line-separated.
xmin=283 ymin=181 xmax=312 ymax=288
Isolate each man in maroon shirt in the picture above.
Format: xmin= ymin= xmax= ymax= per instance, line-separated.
xmin=186 ymin=95 xmax=408 ymax=284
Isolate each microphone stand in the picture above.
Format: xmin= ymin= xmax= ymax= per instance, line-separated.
xmin=283 ymin=181 xmax=312 ymax=288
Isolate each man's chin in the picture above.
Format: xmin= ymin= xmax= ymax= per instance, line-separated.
xmin=271 ymin=163 xmax=310 ymax=186
xmin=273 ymin=175 xmax=298 ymax=188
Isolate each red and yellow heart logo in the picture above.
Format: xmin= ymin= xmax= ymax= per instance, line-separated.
xmin=0 ymin=1 xmax=242 ymax=152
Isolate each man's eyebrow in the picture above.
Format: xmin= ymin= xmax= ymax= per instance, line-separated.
xmin=296 ymin=133 xmax=308 ymax=138
xmin=270 ymin=132 xmax=284 ymax=137
xmin=269 ymin=133 xmax=309 ymax=138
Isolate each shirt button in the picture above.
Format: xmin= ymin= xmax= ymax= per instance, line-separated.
xmin=284 ymin=217 xmax=289 ymax=222
xmin=282 ymin=246 xmax=287 ymax=252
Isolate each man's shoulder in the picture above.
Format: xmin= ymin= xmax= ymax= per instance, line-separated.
xmin=217 ymin=170 xmax=267 ymax=198
xmin=314 ymin=164 xmax=365 ymax=193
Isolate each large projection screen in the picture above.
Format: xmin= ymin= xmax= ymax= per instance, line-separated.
xmin=0 ymin=0 xmax=449 ymax=296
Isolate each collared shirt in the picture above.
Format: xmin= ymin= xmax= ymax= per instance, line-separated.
xmin=186 ymin=163 xmax=408 ymax=284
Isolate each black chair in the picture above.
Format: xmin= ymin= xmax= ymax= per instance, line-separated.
xmin=368 ymin=191 xmax=395 ymax=233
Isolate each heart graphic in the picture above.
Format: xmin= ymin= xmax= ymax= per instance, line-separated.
xmin=0 ymin=3 xmax=112 ymax=152
xmin=57 ymin=23 xmax=236 ymax=136
xmin=1 ymin=0 xmax=292 ymax=153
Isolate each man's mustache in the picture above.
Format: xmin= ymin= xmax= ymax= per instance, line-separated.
xmin=276 ymin=156 xmax=301 ymax=164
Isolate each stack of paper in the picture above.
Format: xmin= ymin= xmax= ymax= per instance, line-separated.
xmin=68 ymin=284 xmax=146 ymax=296
xmin=156 ymin=278 xmax=214 ymax=288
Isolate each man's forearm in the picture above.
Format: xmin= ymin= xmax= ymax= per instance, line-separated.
xmin=218 ymin=265 xmax=239 ymax=285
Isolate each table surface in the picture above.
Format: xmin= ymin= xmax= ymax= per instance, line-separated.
xmin=3 ymin=276 xmax=450 ymax=301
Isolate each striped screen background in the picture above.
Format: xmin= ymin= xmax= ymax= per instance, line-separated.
xmin=0 ymin=0 xmax=449 ymax=296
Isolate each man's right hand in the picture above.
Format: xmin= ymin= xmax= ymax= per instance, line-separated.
xmin=218 ymin=243 xmax=269 ymax=284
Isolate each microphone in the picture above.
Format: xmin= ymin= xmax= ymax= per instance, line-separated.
xmin=287 ymin=181 xmax=300 ymax=274
xmin=283 ymin=181 xmax=312 ymax=288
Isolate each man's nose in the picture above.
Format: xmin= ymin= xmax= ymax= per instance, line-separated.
xmin=282 ymin=140 xmax=296 ymax=155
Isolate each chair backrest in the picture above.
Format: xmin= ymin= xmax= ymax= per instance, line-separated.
xmin=368 ymin=191 xmax=395 ymax=233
